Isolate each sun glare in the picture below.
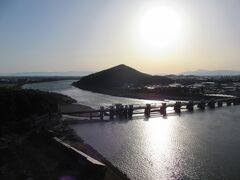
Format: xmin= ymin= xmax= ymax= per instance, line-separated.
xmin=137 ymin=6 xmax=185 ymax=56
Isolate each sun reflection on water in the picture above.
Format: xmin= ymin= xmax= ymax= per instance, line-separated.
xmin=142 ymin=116 xmax=179 ymax=178
xmin=145 ymin=117 xmax=175 ymax=151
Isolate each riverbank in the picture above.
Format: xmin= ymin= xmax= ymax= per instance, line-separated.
xmin=0 ymin=87 xmax=129 ymax=180
xmin=72 ymin=85 xmax=218 ymax=101
xmin=65 ymin=128 xmax=129 ymax=180
xmin=59 ymin=103 xmax=130 ymax=180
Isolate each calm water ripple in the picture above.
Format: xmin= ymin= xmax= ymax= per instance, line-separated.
xmin=24 ymin=80 xmax=240 ymax=180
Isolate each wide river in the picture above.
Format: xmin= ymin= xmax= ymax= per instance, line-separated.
xmin=24 ymin=80 xmax=240 ymax=180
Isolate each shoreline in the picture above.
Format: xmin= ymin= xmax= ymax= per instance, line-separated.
xmin=3 ymin=88 xmax=129 ymax=180
xmin=67 ymin=134 xmax=129 ymax=180
xmin=60 ymin=103 xmax=130 ymax=180
xmin=72 ymin=85 xmax=224 ymax=101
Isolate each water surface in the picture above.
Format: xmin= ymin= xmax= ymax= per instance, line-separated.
xmin=24 ymin=80 xmax=240 ymax=180
xmin=23 ymin=80 xmax=163 ymax=108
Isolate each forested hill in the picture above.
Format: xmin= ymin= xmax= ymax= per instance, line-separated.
xmin=73 ymin=64 xmax=172 ymax=90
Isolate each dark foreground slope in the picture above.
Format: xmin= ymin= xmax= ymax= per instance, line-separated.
xmin=0 ymin=87 xmax=75 ymax=129
xmin=73 ymin=64 xmax=172 ymax=90
xmin=0 ymin=87 xmax=80 ymax=179
xmin=0 ymin=87 xmax=129 ymax=180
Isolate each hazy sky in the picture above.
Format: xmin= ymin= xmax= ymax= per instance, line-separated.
xmin=1 ymin=0 xmax=240 ymax=74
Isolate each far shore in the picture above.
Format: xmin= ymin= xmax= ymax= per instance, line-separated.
xmin=72 ymin=85 xmax=224 ymax=102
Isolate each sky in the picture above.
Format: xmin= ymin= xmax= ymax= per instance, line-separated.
xmin=1 ymin=0 xmax=240 ymax=74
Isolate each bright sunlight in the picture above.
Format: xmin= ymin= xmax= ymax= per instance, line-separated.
xmin=137 ymin=6 xmax=185 ymax=56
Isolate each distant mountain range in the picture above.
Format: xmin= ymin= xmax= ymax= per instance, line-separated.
xmin=73 ymin=64 xmax=173 ymax=90
xmin=2 ymin=69 xmax=239 ymax=77
xmin=181 ymin=70 xmax=240 ymax=76
xmin=0 ymin=71 xmax=92 ymax=77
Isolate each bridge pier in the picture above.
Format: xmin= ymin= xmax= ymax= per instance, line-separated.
xmin=233 ymin=100 xmax=237 ymax=105
xmin=208 ymin=99 xmax=215 ymax=109
xmin=226 ymin=101 xmax=232 ymax=106
xmin=160 ymin=103 xmax=167 ymax=116
xmin=237 ymin=98 xmax=240 ymax=104
xmin=119 ymin=105 xmax=124 ymax=119
xmin=128 ymin=105 xmax=133 ymax=119
xmin=174 ymin=102 xmax=181 ymax=114
xmin=233 ymin=99 xmax=239 ymax=105
xmin=123 ymin=105 xmax=128 ymax=119
xmin=186 ymin=101 xmax=194 ymax=112
xmin=217 ymin=101 xmax=223 ymax=107
xmin=144 ymin=104 xmax=151 ymax=118
xmin=100 ymin=106 xmax=104 ymax=120
xmin=109 ymin=106 xmax=114 ymax=120
xmin=115 ymin=104 xmax=122 ymax=118
xmin=197 ymin=100 xmax=205 ymax=110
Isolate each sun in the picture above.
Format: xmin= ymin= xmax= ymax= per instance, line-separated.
xmin=137 ymin=6 xmax=185 ymax=56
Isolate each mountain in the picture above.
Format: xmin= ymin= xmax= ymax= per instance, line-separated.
xmin=181 ymin=70 xmax=240 ymax=76
xmin=73 ymin=64 xmax=172 ymax=90
xmin=0 ymin=71 xmax=92 ymax=77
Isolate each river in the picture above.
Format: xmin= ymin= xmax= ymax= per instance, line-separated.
xmin=23 ymin=80 xmax=240 ymax=180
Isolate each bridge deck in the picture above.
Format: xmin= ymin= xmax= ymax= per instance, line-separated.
xmin=60 ymin=97 xmax=240 ymax=122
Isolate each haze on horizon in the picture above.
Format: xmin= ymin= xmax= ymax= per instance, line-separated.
xmin=1 ymin=0 xmax=240 ymax=75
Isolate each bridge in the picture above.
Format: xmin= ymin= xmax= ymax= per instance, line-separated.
xmin=60 ymin=97 xmax=240 ymax=122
